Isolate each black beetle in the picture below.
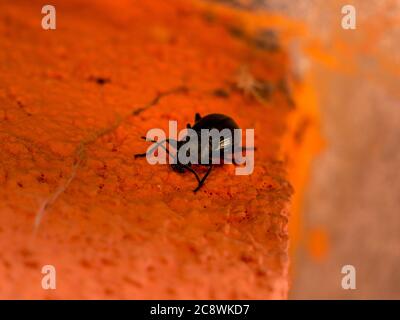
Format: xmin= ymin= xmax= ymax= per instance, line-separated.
xmin=134 ymin=113 xmax=251 ymax=192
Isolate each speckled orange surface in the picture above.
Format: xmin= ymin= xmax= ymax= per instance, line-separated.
xmin=0 ymin=0 xmax=319 ymax=299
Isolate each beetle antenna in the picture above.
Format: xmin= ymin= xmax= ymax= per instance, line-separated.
xmin=146 ymin=138 xmax=178 ymax=155
xmin=135 ymin=138 xmax=182 ymax=167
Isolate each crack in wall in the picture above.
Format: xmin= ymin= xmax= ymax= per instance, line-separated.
xmin=34 ymin=86 xmax=188 ymax=232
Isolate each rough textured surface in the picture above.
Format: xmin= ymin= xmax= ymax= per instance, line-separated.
xmin=0 ymin=0 xmax=317 ymax=299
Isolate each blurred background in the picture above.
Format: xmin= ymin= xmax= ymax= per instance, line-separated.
xmin=223 ymin=0 xmax=400 ymax=299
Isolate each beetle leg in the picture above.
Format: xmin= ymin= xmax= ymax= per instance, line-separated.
xmin=134 ymin=153 xmax=147 ymax=158
xmin=223 ymin=146 xmax=256 ymax=164
xmin=229 ymin=146 xmax=256 ymax=166
xmin=135 ymin=143 xmax=176 ymax=163
xmin=224 ymin=154 xmax=239 ymax=166
xmin=232 ymin=156 xmax=241 ymax=166
xmin=193 ymin=164 xmax=213 ymax=192
xmin=242 ymin=146 xmax=256 ymax=151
